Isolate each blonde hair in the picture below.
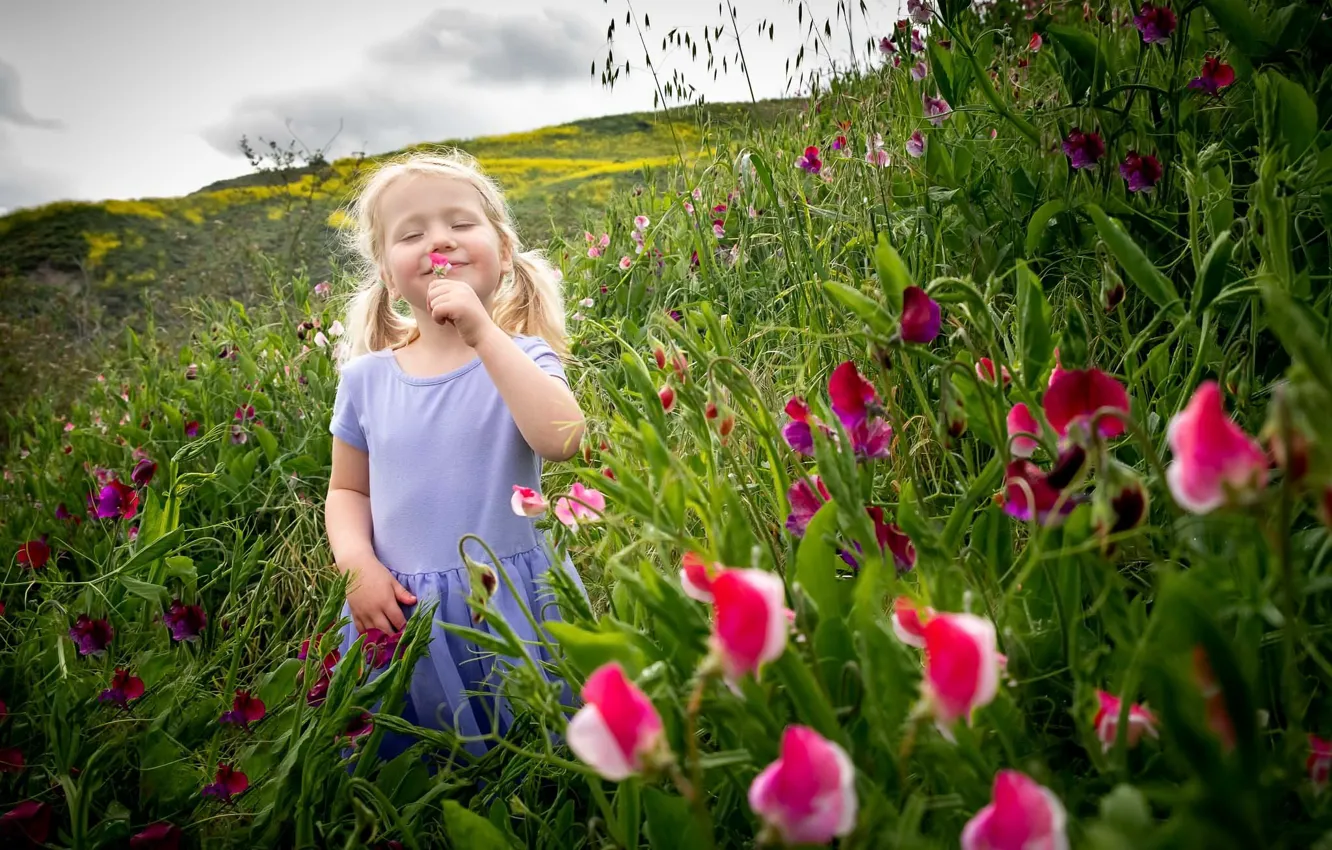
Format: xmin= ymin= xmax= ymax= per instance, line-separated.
xmin=338 ymin=147 xmax=568 ymax=359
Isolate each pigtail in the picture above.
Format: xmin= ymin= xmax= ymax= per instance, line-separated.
xmin=342 ymin=275 xmax=417 ymax=360
xmin=492 ymin=248 xmax=569 ymax=357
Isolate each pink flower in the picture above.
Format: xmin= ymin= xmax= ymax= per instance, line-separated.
xmin=900 ymin=286 xmax=942 ymax=343
xmin=63 ymin=421 xmax=75 ymax=433
xmin=633 ymin=215 xmax=650 ymax=230
xmin=1166 ymin=381 xmax=1268 ymax=513
xmin=710 ymin=568 xmax=788 ymax=683
xmin=1062 ymin=128 xmax=1106 ymax=170
xmin=98 ymin=666 xmax=145 ymax=708
xmin=781 ymin=397 xmax=818 ymax=456
xmin=70 ymin=614 xmax=114 ymax=656
xmin=878 ymin=36 xmax=896 ymax=55
xmin=786 ymin=476 xmax=831 ymax=537
xmin=1003 ymin=459 xmax=1077 ymax=526
xmin=923 ymin=94 xmax=951 ymax=126
xmin=828 ymin=361 xmax=893 ymax=459
xmin=566 ymin=662 xmax=665 ymax=781
xmin=1133 ymin=2 xmax=1176 ymax=44
xmin=1188 ymin=55 xmax=1236 ymax=96
xmin=1308 ymin=736 xmax=1332 ymax=794
xmin=797 ymin=146 xmax=823 ymax=174
xmin=961 ymin=770 xmax=1068 ymax=850
xmin=0 ymin=800 xmax=51 ymax=845
xmin=712 ymin=219 xmax=726 ymax=239
xmin=130 ymin=821 xmax=183 ymax=849
xmin=749 ymin=725 xmax=858 ymax=845
xmin=832 ymin=134 xmax=848 ymax=151
xmin=976 ymin=358 xmax=1012 ymax=387
xmin=681 ymin=552 xmax=721 ymax=603
xmin=164 ymin=599 xmax=207 ymax=642
xmin=554 ymin=482 xmax=607 ymax=529
xmin=865 ymin=133 xmax=890 ymax=167
xmin=1093 ymin=691 xmax=1158 ymax=751
xmin=1029 ymin=32 xmax=1043 ymax=51
xmin=510 ymin=485 xmax=549 ymax=517
xmin=911 ymin=28 xmax=925 ymax=53
xmin=922 ymin=612 xmax=1002 ymax=731
xmin=892 ymin=596 xmax=932 ymax=648
xmin=218 ymin=690 xmax=267 ymax=730
xmin=90 ymin=479 xmax=139 ymax=520
xmin=361 ymin=627 xmax=402 ymax=669
xmin=910 ymin=61 xmax=929 ymax=81
xmin=1043 ymin=368 xmax=1130 ymax=439
xmin=1119 ymin=150 xmax=1163 ymax=193
xmin=906 ymin=0 xmax=933 ymax=23
xmin=314 ymin=332 xmax=330 ymax=348
xmin=619 ymin=255 xmax=633 ymax=270
xmin=587 ymin=246 xmax=603 ymax=259
xmin=1007 ymin=404 xmax=1041 ymax=458
xmin=906 ymin=130 xmax=926 ymax=158
xmin=234 ymin=405 xmax=256 ymax=421
xmin=658 ymin=384 xmax=676 ymax=412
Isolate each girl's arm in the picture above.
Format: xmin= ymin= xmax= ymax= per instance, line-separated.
xmin=326 ymin=437 xmax=379 ymax=570
xmin=475 ymin=327 xmax=586 ymax=462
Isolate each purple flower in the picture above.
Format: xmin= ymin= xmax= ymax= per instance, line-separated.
xmin=1119 ymin=150 xmax=1163 ymax=193
xmin=70 ymin=614 xmax=114 ymax=656
xmin=828 ymin=361 xmax=893 ymax=459
xmin=98 ymin=667 xmax=145 ymax=708
xmin=923 ymin=94 xmax=951 ymax=126
xmin=796 ymin=145 xmax=823 ymax=174
xmin=906 ymin=0 xmax=933 ymax=23
xmin=906 ymin=130 xmax=926 ymax=158
xmin=900 ymin=286 xmax=942 ymax=344
xmin=781 ymin=397 xmax=818 ymax=455
xmin=131 ymin=456 xmax=157 ymax=488
xmin=786 ymin=476 xmax=830 ymax=538
xmin=838 ymin=506 xmax=917 ymax=572
xmin=1062 ymin=128 xmax=1106 ymax=170
xmin=201 ymin=764 xmax=248 ymax=802
xmin=1187 ymin=56 xmax=1236 ymax=96
xmin=362 ymin=628 xmax=402 ymax=670
xmin=1133 ymin=3 xmax=1176 ymax=44
xmin=910 ymin=61 xmax=929 ymax=81
xmin=340 ymin=711 xmax=374 ymax=742
xmin=911 ymin=28 xmax=925 ymax=53
xmin=218 ymin=690 xmax=266 ymax=730
xmin=878 ymin=36 xmax=897 ymax=55
xmin=90 ymin=479 xmax=139 ymax=520
xmin=164 ymin=599 xmax=207 ymax=642
xmin=184 ymin=420 xmax=200 ymax=438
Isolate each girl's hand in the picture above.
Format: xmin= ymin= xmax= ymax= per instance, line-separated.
xmin=427 ymin=277 xmax=498 ymax=348
xmin=345 ymin=559 xmax=417 ymax=634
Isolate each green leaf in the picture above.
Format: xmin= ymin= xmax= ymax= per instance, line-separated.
xmin=119 ymin=526 xmax=185 ymax=580
xmin=793 ymin=501 xmax=843 ymax=615
xmin=258 ymin=658 xmax=303 ymax=708
xmin=1194 ymin=231 xmax=1234 ymax=313
xmin=747 ymin=151 xmax=780 ymax=209
xmin=1257 ymin=71 xmax=1318 ymax=161
xmin=927 ymin=40 xmax=956 ymax=105
xmin=1260 ymin=276 xmax=1332 ymax=397
xmin=821 ymin=281 xmax=896 ymax=337
xmin=120 ymin=575 xmax=168 ymax=604
xmin=1199 ymin=0 xmax=1268 ymax=61
xmin=254 ymin=425 xmax=279 ymax=464
xmin=643 ymin=788 xmax=709 ymax=849
xmin=1015 ymin=260 xmax=1053 ymax=390
xmin=1025 ymin=200 xmax=1066 ymax=258
xmin=1085 ymin=204 xmax=1183 ymax=315
xmin=770 ymin=650 xmax=844 ymax=746
xmin=1047 ymin=24 xmax=1109 ymax=103
xmin=546 ymin=620 xmax=647 ymax=678
xmin=872 ymin=232 xmax=912 ymax=314
xmin=441 ymin=800 xmax=514 ymax=850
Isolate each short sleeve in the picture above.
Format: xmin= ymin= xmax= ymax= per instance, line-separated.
xmin=329 ymin=369 xmax=368 ymax=451
xmin=520 ymin=336 xmax=569 ymax=385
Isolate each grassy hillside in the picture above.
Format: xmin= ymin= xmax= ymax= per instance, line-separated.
xmin=0 ymin=100 xmax=789 ymax=441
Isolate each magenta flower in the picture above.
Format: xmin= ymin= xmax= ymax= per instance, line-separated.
xmin=98 ymin=667 xmax=145 ymax=708
xmin=70 ymin=614 xmax=114 ymax=656
xmin=184 ymin=420 xmax=200 ymax=438
xmin=796 ymin=146 xmax=823 ymax=174
xmin=1309 ymin=736 xmax=1332 ymax=794
xmin=1004 ymin=460 xmax=1077 ymax=525
xmin=922 ymin=94 xmax=951 ymax=126
xmin=1007 ymin=404 xmax=1041 ymax=458
xmin=566 ymin=662 xmax=666 ymax=780
xmin=218 ymin=689 xmax=266 ymax=730
xmin=90 ymin=479 xmax=139 ymax=520
xmin=362 ymin=627 xmax=402 ymax=670
xmin=900 ymin=285 xmax=942 ymax=343
xmin=1 ymin=801 xmax=51 ymax=845
xmin=1188 ymin=56 xmax=1236 ymax=96
xmin=1043 ymin=368 xmax=1130 ymax=439
xmin=906 ymin=0 xmax=933 ymax=23
xmin=201 ymin=763 xmax=248 ymax=802
xmin=304 ymin=648 xmax=341 ymax=708
xmin=1133 ymin=2 xmax=1176 ymax=44
xmin=1029 ymin=32 xmax=1043 ymax=51
xmin=1166 ymin=381 xmax=1269 ymax=513
xmin=786 ymin=476 xmax=830 ymax=537
xmin=828 ymin=361 xmax=893 ymax=458
xmin=510 ymin=485 xmax=549 ymax=517
xmin=54 ymin=503 xmax=73 ymax=521
xmin=878 ymin=36 xmax=896 ymax=55
xmin=781 ymin=397 xmax=820 ymax=456
xmin=340 ymin=711 xmax=374 ymax=742
xmin=681 ymin=552 xmax=721 ymax=603
xmin=1119 ymin=150 xmax=1163 ymax=193
xmin=906 ymin=130 xmax=926 ymax=158
xmin=892 ymin=596 xmax=931 ymax=648
xmin=1093 ymin=691 xmax=1158 ymax=752
xmin=131 ymin=456 xmax=157 ymax=488
xmin=164 ymin=599 xmax=207 ymax=642
xmin=1062 ymin=128 xmax=1106 ymax=170
xmin=711 ymin=568 xmax=789 ymax=684
xmin=831 ymin=134 xmax=848 ymax=151
xmin=923 ymin=612 xmax=1002 ymax=731
xmin=911 ymin=28 xmax=925 ymax=53
xmin=961 ymin=771 xmax=1068 ymax=850
xmin=234 ymin=405 xmax=255 ymax=421
xmin=16 ymin=539 xmax=49 ymax=570
xmin=840 ymin=505 xmax=916 ymax=572
xmin=910 ymin=61 xmax=929 ymax=81
xmin=749 ymin=725 xmax=858 ymax=845
xmin=130 ymin=822 xmax=182 ymax=850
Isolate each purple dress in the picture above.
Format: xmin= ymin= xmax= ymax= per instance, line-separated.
xmin=328 ymin=334 xmax=584 ymax=759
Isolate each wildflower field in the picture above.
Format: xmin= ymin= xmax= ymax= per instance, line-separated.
xmin=3 ymin=0 xmax=1332 ymax=847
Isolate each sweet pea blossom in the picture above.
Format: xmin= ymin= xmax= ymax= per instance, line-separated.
xmin=749 ymin=725 xmax=858 ymax=845
xmin=1308 ymin=736 xmax=1332 ymax=794
xmin=1093 ymin=691 xmax=1158 ymax=751
xmin=1003 ymin=459 xmax=1078 ymax=525
xmin=1188 ymin=56 xmax=1236 ymax=96
xmin=1062 ymin=128 xmax=1106 ymax=170
xmin=69 ymin=614 xmax=114 ymax=656
xmin=710 ymin=568 xmax=789 ymax=683
xmin=201 ymin=764 xmax=248 ymax=802
xmin=910 ymin=61 xmax=929 ymax=81
xmin=90 ymin=479 xmax=139 ymax=520
xmin=865 ymin=133 xmax=890 ymax=167
xmin=554 ymin=482 xmax=607 ymax=529
xmin=906 ymin=0 xmax=933 ymax=23
xmin=891 ymin=596 xmax=933 ymax=648
xmin=1043 ymin=368 xmax=1130 ymax=439
xmin=1029 ymin=32 xmax=1043 ymax=51
xmin=510 ymin=485 xmax=549 ymax=517
xmin=961 ymin=770 xmax=1068 ymax=850
xmin=900 ymin=286 xmax=942 ymax=343
xmin=16 ymin=539 xmax=49 ymax=570
xmin=786 ymin=476 xmax=831 ymax=537
xmin=922 ymin=612 xmax=1002 ymax=732
xmin=130 ymin=822 xmax=183 ymax=849
xmin=98 ymin=667 xmax=145 ymax=709
xmin=1133 ymin=2 xmax=1177 ymax=44
xmin=797 ymin=146 xmax=823 ymax=174
xmin=1120 ymin=151 xmax=1163 ymax=193
xmin=566 ymin=662 xmax=666 ymax=781
xmin=218 ymin=690 xmax=266 ymax=730
xmin=164 ymin=600 xmax=207 ymax=642
xmin=828 ymin=361 xmax=893 ymax=459
xmin=361 ymin=627 xmax=402 ymax=669
xmin=923 ymin=94 xmax=951 ymax=126
xmin=839 ymin=506 xmax=916 ymax=573
xmin=681 ymin=551 xmax=722 ymax=603
xmin=906 ymin=130 xmax=926 ymax=158
xmin=1166 ymin=381 xmax=1268 ymax=513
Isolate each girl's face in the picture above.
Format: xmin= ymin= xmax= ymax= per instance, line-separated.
xmin=378 ymin=173 xmax=511 ymax=314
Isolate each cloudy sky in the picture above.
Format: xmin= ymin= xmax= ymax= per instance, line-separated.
xmin=0 ymin=0 xmax=900 ymax=214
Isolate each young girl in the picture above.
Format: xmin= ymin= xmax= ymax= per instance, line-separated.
xmin=325 ymin=149 xmax=587 ymax=761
